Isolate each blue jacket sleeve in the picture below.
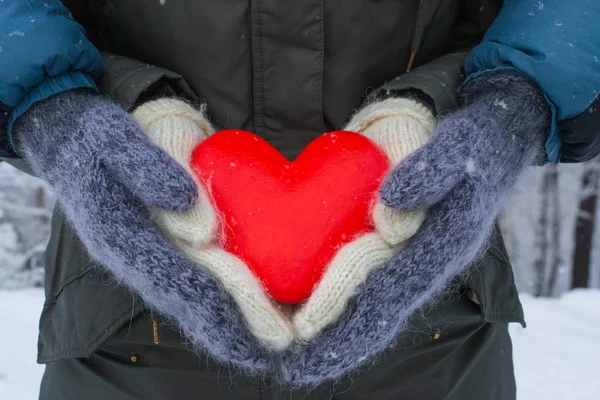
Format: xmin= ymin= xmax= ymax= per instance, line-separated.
xmin=0 ymin=0 xmax=103 ymax=154
xmin=464 ymin=0 xmax=600 ymax=163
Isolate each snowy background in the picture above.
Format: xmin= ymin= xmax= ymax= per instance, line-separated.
xmin=0 ymin=161 xmax=599 ymax=399
xmin=0 ymin=163 xmax=52 ymax=289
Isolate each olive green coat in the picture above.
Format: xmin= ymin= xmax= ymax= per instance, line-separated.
xmin=29 ymin=1 xmax=524 ymax=398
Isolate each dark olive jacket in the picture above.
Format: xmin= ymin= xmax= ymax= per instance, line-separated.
xmin=66 ymin=0 xmax=499 ymax=160
xmin=11 ymin=1 xmax=530 ymax=398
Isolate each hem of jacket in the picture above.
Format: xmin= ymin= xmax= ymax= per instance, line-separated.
xmin=485 ymin=312 xmax=526 ymax=327
xmin=461 ymin=66 xmax=561 ymax=163
xmin=469 ymin=248 xmax=527 ymax=328
xmin=36 ymin=302 xmax=146 ymax=364
xmin=7 ymin=72 xmax=99 ymax=155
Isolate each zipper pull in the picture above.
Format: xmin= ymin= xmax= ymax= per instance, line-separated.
xmin=406 ymin=51 xmax=416 ymax=73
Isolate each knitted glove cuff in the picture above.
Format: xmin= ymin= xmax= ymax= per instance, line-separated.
xmin=345 ymin=98 xmax=435 ymax=166
xmin=133 ymin=98 xmax=215 ymax=137
xmin=345 ymin=98 xmax=435 ymax=135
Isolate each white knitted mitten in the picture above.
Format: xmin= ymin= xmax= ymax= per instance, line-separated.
xmin=133 ymin=99 xmax=294 ymax=349
xmin=293 ymin=98 xmax=435 ymax=340
xmin=133 ymin=99 xmax=218 ymax=246
xmin=346 ymin=98 xmax=435 ymax=245
xmin=293 ymin=233 xmax=398 ymax=340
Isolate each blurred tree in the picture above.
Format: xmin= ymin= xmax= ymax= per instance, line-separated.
xmin=571 ymin=158 xmax=600 ymax=289
xmin=534 ymin=164 xmax=561 ymax=296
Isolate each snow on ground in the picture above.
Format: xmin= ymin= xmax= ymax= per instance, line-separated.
xmin=510 ymin=289 xmax=600 ymax=400
xmin=0 ymin=289 xmax=599 ymax=399
xmin=0 ymin=163 xmax=53 ymax=289
xmin=0 ymin=289 xmax=45 ymax=399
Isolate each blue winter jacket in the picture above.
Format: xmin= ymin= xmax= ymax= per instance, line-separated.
xmin=466 ymin=0 xmax=600 ymax=163
xmin=0 ymin=0 xmax=599 ymax=162
xmin=0 ymin=0 xmax=102 ymax=151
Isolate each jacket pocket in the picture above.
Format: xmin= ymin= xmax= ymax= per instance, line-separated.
xmin=38 ymin=208 xmax=145 ymax=363
xmin=465 ymin=226 xmax=526 ymax=326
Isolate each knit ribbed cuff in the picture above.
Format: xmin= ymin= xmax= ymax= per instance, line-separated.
xmin=7 ymin=71 xmax=98 ymax=154
xmin=346 ymin=98 xmax=434 ymax=133
xmin=133 ymin=98 xmax=214 ymax=138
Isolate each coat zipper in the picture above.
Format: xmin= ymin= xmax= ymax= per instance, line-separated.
xmin=407 ymin=0 xmax=430 ymax=72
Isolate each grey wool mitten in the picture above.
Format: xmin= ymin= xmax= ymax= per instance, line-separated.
xmin=13 ymin=90 xmax=272 ymax=373
xmin=278 ymin=71 xmax=551 ymax=385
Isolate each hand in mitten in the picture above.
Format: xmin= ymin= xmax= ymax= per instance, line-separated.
xmin=131 ymin=99 xmax=218 ymax=246
xmin=279 ymin=72 xmax=550 ymax=385
xmin=133 ymin=99 xmax=294 ymax=350
xmin=346 ymin=98 xmax=434 ymax=245
xmin=292 ymin=98 xmax=434 ymax=341
xmin=14 ymin=90 xmax=272 ymax=372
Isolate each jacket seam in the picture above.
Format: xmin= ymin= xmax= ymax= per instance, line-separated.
xmin=317 ymin=0 xmax=326 ymax=133
xmin=43 ymin=264 xmax=97 ymax=306
xmin=57 ymin=264 xmax=96 ymax=292
xmin=252 ymin=0 xmax=265 ymax=135
xmin=485 ymin=246 xmax=509 ymax=263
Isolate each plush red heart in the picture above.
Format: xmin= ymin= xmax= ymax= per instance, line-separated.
xmin=191 ymin=130 xmax=389 ymax=304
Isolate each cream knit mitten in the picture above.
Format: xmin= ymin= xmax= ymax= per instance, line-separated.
xmin=293 ymin=98 xmax=435 ymax=340
xmin=132 ymin=99 xmax=218 ymax=247
xmin=133 ymin=99 xmax=294 ymax=350
xmin=346 ymin=98 xmax=435 ymax=245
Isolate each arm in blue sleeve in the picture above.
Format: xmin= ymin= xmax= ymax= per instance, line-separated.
xmin=0 ymin=0 xmax=104 ymax=156
xmin=464 ymin=0 xmax=600 ymax=163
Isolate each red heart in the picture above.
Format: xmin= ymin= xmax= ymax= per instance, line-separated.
xmin=191 ymin=130 xmax=389 ymax=304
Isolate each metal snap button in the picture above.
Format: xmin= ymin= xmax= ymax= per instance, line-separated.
xmin=130 ymin=352 xmax=141 ymax=363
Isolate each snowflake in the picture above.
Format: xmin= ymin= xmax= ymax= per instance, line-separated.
xmin=466 ymin=158 xmax=476 ymax=175
xmin=493 ymin=99 xmax=508 ymax=109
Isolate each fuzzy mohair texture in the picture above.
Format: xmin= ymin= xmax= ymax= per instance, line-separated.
xmin=12 ymin=70 xmax=550 ymax=386
xmin=12 ymin=90 xmax=273 ymax=374
xmin=275 ymin=71 xmax=551 ymax=385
